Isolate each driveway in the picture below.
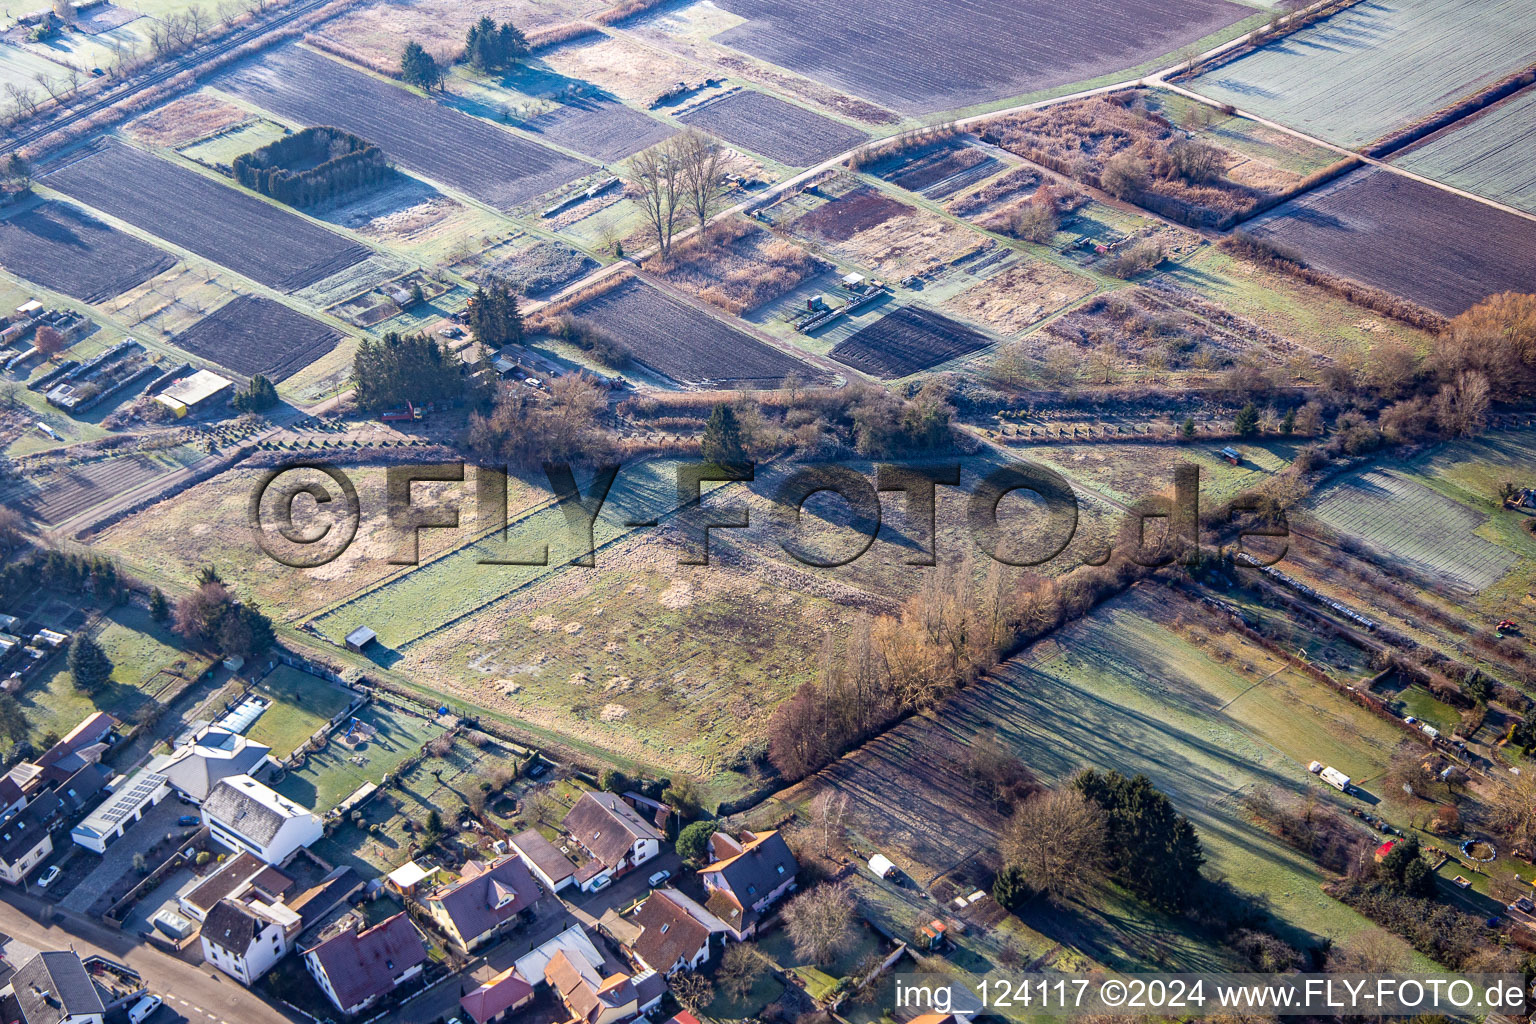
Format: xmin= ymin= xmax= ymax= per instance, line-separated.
xmin=59 ymin=797 xmax=193 ymax=914
xmin=561 ymin=850 xmax=683 ymax=927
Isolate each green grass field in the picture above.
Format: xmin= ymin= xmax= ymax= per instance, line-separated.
xmin=244 ymin=666 xmax=356 ymax=758
xmin=272 ymin=697 xmax=445 ymax=812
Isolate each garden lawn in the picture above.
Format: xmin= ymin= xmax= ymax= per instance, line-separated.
xmin=245 ymin=666 xmax=356 ymax=758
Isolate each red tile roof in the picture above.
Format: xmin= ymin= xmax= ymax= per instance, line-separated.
xmin=460 ymin=967 xmax=534 ymax=1024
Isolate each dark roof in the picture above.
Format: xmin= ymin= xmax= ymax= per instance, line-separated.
xmin=0 ymin=776 xmax=24 ymax=808
xmin=184 ymin=852 xmax=293 ymax=914
xmin=56 ymin=762 xmax=111 ymax=810
xmin=289 ymin=866 xmax=364 ymax=927
xmin=428 ymin=856 xmax=539 ymax=942
xmin=305 ymin=912 xmax=427 ymax=1011
xmin=630 ymin=890 xmax=710 ymax=973
xmin=701 ymin=831 xmax=797 ymax=907
xmin=562 ymin=792 xmax=662 ymax=869
xmin=203 ymin=899 xmax=261 ymax=953
xmin=512 ymin=829 xmax=575 ymax=883
xmin=9 ymin=951 xmax=105 ymax=1023
xmin=0 ymin=795 xmax=64 ymax=866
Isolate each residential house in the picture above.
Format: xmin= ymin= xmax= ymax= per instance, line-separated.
xmin=544 ymin=950 xmax=663 ymax=1024
xmin=562 ymin=792 xmax=662 ymax=893
xmin=459 ymin=967 xmax=535 ymax=1024
xmin=626 ymin=888 xmax=728 ymax=977
xmin=0 ymin=951 xmax=105 ymax=1024
xmin=423 ymin=855 xmax=540 ymax=953
xmin=511 ymin=829 xmax=575 ymax=892
xmin=699 ymin=830 xmax=799 ymax=941
xmin=303 ymin=912 xmax=428 ymax=1017
xmin=0 ymin=795 xmax=65 ymax=885
xmin=512 ymin=925 xmax=606 ymax=993
xmin=178 ymin=851 xmax=295 ymax=923
xmin=200 ymin=775 xmax=321 ymax=865
xmin=200 ymin=897 xmax=301 ymax=985
xmin=148 ymin=726 xmax=272 ymax=804
xmin=287 ymin=866 xmax=365 ymax=931
xmin=70 ymin=771 xmax=171 ymax=854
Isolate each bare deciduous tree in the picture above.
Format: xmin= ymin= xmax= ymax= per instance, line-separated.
xmin=1001 ymin=787 xmax=1107 ymax=901
xmin=669 ymin=971 xmax=713 ymax=1011
xmin=717 ymin=942 xmax=765 ymax=1000
xmin=629 ymin=138 xmax=685 ymax=259
xmin=782 ymin=881 xmax=858 ymax=966
xmin=676 ymin=129 xmax=734 ymax=243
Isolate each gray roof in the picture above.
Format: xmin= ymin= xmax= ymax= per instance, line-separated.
xmin=202 ymin=776 xmax=308 ymax=847
xmin=0 ymin=795 xmax=64 ymax=866
xmin=9 ymin=951 xmax=104 ymax=1023
xmin=151 ymin=727 xmax=271 ymax=802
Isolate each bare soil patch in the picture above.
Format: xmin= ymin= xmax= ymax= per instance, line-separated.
xmin=831 ymin=305 xmax=991 ymax=378
xmin=678 ymin=89 xmax=866 ymax=166
xmin=0 ymin=199 xmax=175 ymax=303
xmin=791 ymin=185 xmax=912 ymax=242
xmin=173 ymin=294 xmax=342 ymax=381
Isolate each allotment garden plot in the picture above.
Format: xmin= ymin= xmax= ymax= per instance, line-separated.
xmin=711 ymin=0 xmax=1251 ymax=114
xmin=1391 ymin=85 xmax=1536 ymax=216
xmin=1247 ymin=167 xmax=1536 ymax=317
xmin=1186 ymin=0 xmax=1536 ymax=149
xmin=0 ymin=200 xmax=174 ymax=303
xmin=564 ymin=276 xmax=829 ymax=387
xmin=678 ymin=90 xmax=867 ymax=167
xmin=273 ymin=697 xmax=446 ymax=812
xmin=0 ymin=450 xmax=196 ymax=526
xmin=215 ymin=45 xmax=592 ymax=210
xmin=173 ymin=295 xmax=343 ymax=382
xmin=1305 ymin=468 xmax=1519 ymax=594
xmin=830 ymin=305 xmax=991 ymax=378
xmin=42 ymin=140 xmax=370 ymax=292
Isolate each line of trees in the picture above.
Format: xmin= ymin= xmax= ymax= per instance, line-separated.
xmin=232 ymin=127 xmax=389 ymax=207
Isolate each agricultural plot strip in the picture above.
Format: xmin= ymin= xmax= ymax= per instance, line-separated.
xmin=215 ymin=46 xmax=593 ymax=210
xmin=571 ymin=276 xmax=830 ymax=388
xmin=41 ymin=140 xmax=370 ymax=292
xmin=1392 ymin=85 xmax=1536 ymax=216
xmin=830 ymin=305 xmax=991 ymax=379
xmin=521 ymin=97 xmax=676 ymax=162
xmin=1305 ymin=468 xmax=1518 ymax=594
xmin=1 ymin=455 xmax=173 ymax=525
xmin=1186 ymin=0 xmax=1536 ymax=149
xmin=1247 ymin=167 xmax=1536 ymax=317
xmin=678 ymin=90 xmax=868 ymax=167
xmin=173 ymin=294 xmax=343 ymax=382
xmin=711 ymin=0 xmax=1250 ymax=115
xmin=0 ymin=200 xmax=175 ymax=303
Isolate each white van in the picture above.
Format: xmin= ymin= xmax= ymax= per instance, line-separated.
xmin=128 ymin=994 xmax=162 ymax=1024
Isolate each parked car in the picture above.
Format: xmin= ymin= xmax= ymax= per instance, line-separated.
xmin=178 ymin=815 xmax=199 ymax=827
xmin=128 ymin=994 xmax=162 ymax=1024
xmin=648 ymin=869 xmax=671 ymax=887
xmin=588 ymin=874 xmax=612 ymax=892
xmin=36 ymin=865 xmax=59 ymax=888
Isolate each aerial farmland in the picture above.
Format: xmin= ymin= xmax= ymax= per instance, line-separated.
xmin=2 ymin=0 xmax=1536 ymax=1017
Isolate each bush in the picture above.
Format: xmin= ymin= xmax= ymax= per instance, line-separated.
xmin=1104 ymin=239 xmax=1163 ymax=279
xmin=232 ymin=127 xmax=388 ymax=206
xmin=1100 ymin=152 xmax=1148 ymax=200
xmin=550 ymin=314 xmax=632 ymax=369
xmin=677 ymin=820 xmax=719 ymax=864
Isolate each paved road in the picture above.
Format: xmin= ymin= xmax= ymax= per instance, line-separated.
xmin=0 ymin=889 xmax=297 ymax=1024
